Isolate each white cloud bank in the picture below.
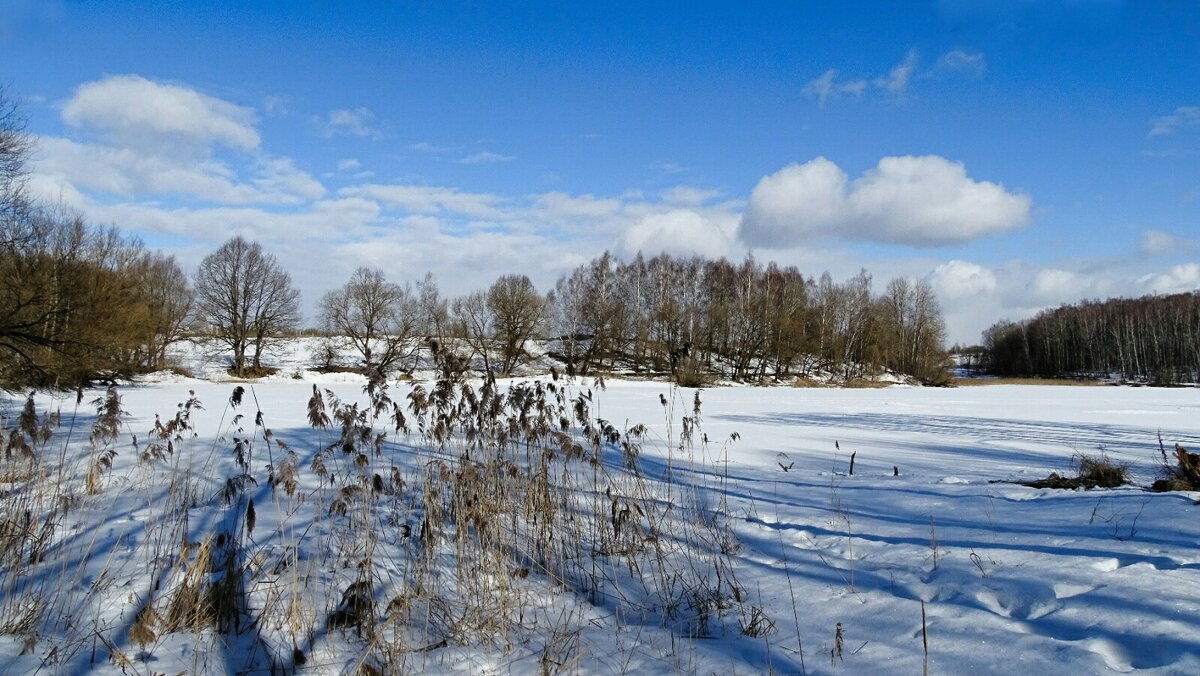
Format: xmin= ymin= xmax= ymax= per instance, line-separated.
xmin=621 ymin=209 xmax=737 ymax=260
xmin=740 ymin=155 xmax=1031 ymax=247
xmin=1140 ymin=263 xmax=1200 ymax=295
xmin=33 ymin=75 xmax=324 ymax=207
xmin=63 ymin=75 xmax=259 ymax=150
xmin=929 ymin=260 xmax=997 ymax=300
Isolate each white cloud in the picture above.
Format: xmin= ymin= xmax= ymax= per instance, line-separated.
xmin=933 ymin=49 xmax=986 ymax=77
xmin=808 ymin=49 xmax=985 ymax=105
xmin=35 ymin=75 xmax=326 ymax=207
xmin=410 ymin=141 xmax=449 ymax=154
xmin=1139 ymin=263 xmax=1200 ymax=294
xmin=82 ymin=196 xmax=382 ymax=244
xmin=621 ymin=209 xmax=735 ymax=260
xmin=740 ymin=155 xmax=1030 ymax=247
xmin=322 ymin=107 xmax=382 ymax=138
xmin=650 ymin=161 xmax=688 ymax=175
xmin=337 ymin=158 xmax=361 ymax=172
xmin=1139 ymin=229 xmax=1177 ymax=255
xmin=342 ymin=183 xmax=501 ymax=218
xmin=533 ymin=191 xmax=624 ymax=222
xmin=802 ymin=69 xmax=868 ymax=106
xmin=875 ymin=50 xmax=918 ymax=95
xmin=1027 ymin=268 xmax=1093 ymax=304
xmin=1150 ymin=106 xmax=1200 ymax=137
xmin=660 ymin=186 xmax=722 ymax=205
xmin=62 ymin=75 xmax=259 ymax=151
xmin=929 ymin=260 xmax=997 ymax=300
xmin=251 ymin=156 xmax=326 ymax=201
xmin=24 ymin=170 xmax=88 ymax=209
xmin=460 ymin=151 xmax=515 ymax=165
xmin=33 ymin=136 xmax=324 ymax=205
xmin=261 ymin=95 xmax=288 ymax=116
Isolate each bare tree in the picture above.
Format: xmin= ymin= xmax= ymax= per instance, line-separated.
xmin=194 ymin=237 xmax=300 ymax=375
xmin=877 ymin=277 xmax=947 ymax=382
xmin=452 ymin=290 xmax=494 ymax=375
xmin=550 ymin=267 xmax=588 ymax=376
xmin=321 ymin=267 xmax=419 ymax=374
xmin=0 ymin=85 xmax=32 ymax=233
xmin=487 ymin=274 xmax=545 ymax=375
xmin=416 ymin=272 xmax=450 ymax=343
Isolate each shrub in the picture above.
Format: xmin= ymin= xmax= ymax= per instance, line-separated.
xmin=1152 ymin=444 xmax=1200 ymax=492
xmin=1019 ymin=452 xmax=1129 ymax=490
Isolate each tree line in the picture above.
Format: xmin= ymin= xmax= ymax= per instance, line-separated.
xmin=980 ymin=293 xmax=1200 ymax=383
xmin=0 ymin=87 xmax=948 ymax=387
xmin=542 ymin=252 xmax=948 ymax=383
xmin=0 ymin=90 xmax=192 ymax=386
xmin=314 ymin=252 xmax=949 ymax=384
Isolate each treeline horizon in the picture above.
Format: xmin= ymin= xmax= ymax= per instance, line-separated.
xmin=0 ymin=204 xmax=955 ymax=386
xmin=1 ymin=85 xmax=957 ymax=388
xmin=979 ymin=292 xmax=1200 ymax=383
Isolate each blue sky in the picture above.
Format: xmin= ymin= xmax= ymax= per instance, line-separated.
xmin=3 ymin=0 xmax=1198 ymax=343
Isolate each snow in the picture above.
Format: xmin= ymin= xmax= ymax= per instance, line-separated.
xmin=2 ymin=348 xmax=1199 ymax=674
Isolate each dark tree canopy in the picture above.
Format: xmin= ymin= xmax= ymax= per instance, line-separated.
xmin=981 ymin=292 xmax=1200 ymax=383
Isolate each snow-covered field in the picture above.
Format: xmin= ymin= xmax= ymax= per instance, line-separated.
xmin=2 ymin=356 xmax=1198 ymax=674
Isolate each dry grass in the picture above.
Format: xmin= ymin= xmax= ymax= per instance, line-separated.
xmin=1152 ymin=444 xmax=1200 ymax=492
xmin=1017 ymin=453 xmax=1129 ymax=490
xmin=952 ymin=376 xmax=1106 ymax=387
xmin=0 ymin=351 xmax=774 ymax=673
xmin=226 ymin=365 xmax=280 ymax=378
xmin=788 ymin=376 xmax=895 ymax=389
xmin=839 ymin=378 xmax=895 ymax=389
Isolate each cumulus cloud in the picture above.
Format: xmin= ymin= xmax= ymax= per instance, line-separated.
xmin=621 ymin=209 xmax=735 ymax=259
xmin=929 ymin=260 xmax=997 ymax=300
xmin=1150 ymin=106 xmax=1200 ymax=137
xmin=740 ymin=155 xmax=1030 ymax=247
xmin=1139 ymin=263 xmax=1200 ymax=294
xmin=34 ymin=75 xmax=326 ymax=207
xmin=1027 ymin=268 xmax=1093 ymax=304
xmin=802 ymin=69 xmax=868 ymax=106
xmin=62 ymin=75 xmax=259 ymax=150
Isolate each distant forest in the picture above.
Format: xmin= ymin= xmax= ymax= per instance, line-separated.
xmin=980 ymin=292 xmax=1200 ymax=383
